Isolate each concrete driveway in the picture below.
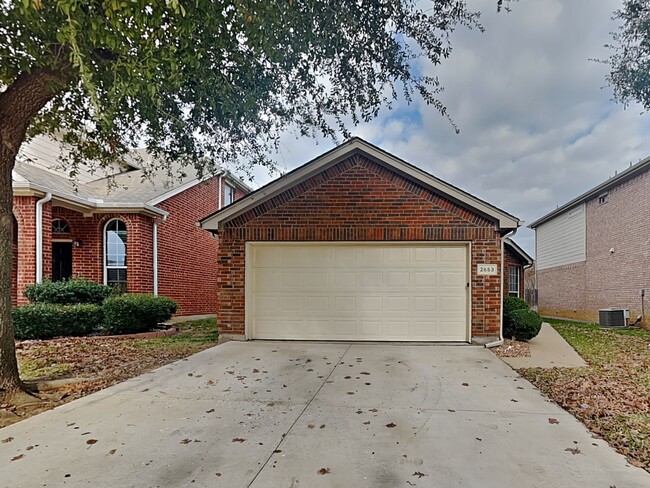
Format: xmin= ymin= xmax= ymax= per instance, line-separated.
xmin=1 ymin=342 xmax=648 ymax=488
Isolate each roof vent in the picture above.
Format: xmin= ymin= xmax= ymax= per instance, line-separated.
xmin=599 ymin=308 xmax=629 ymax=328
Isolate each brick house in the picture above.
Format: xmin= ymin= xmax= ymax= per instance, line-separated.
xmin=529 ymin=156 xmax=649 ymax=325
xmin=503 ymin=238 xmax=533 ymax=300
xmin=12 ymin=135 xmax=249 ymax=316
xmin=200 ymin=138 xmax=522 ymax=344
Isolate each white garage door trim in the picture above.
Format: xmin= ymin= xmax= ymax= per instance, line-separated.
xmin=245 ymin=242 xmax=472 ymax=342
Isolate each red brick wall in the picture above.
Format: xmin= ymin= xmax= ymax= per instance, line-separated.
xmin=13 ymin=196 xmax=38 ymax=304
xmin=157 ymin=179 xmax=220 ymax=316
xmin=51 ymin=208 xmax=154 ymax=293
xmin=217 ymin=154 xmax=503 ymax=340
xmin=156 ymin=176 xmax=246 ymax=316
xmin=538 ymin=168 xmax=649 ymax=324
xmin=504 ymin=246 xmax=525 ymax=299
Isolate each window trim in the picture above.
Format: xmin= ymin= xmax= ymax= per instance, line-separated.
xmin=508 ymin=266 xmax=520 ymax=297
xmin=52 ymin=218 xmax=71 ymax=234
xmin=103 ymin=218 xmax=128 ymax=289
xmin=225 ymin=183 xmax=236 ymax=206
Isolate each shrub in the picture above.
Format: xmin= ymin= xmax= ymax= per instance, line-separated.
xmin=504 ymin=308 xmax=543 ymax=341
xmin=503 ymin=296 xmax=529 ymax=317
xmin=102 ymin=294 xmax=177 ymax=334
xmin=24 ymin=279 xmax=113 ymax=305
xmin=12 ymin=303 xmax=104 ymax=340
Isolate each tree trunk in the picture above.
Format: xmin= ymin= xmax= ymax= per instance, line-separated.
xmin=0 ymin=68 xmax=69 ymax=401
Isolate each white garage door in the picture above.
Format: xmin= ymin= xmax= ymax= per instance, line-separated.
xmin=247 ymin=243 xmax=469 ymax=342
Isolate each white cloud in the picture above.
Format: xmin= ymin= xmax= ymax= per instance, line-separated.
xmin=242 ymin=0 xmax=650 ymax=257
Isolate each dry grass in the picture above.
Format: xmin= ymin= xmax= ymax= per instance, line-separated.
xmin=520 ymin=319 xmax=650 ymax=469
xmin=0 ymin=319 xmax=217 ymax=428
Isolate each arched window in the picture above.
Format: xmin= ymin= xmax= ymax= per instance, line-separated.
xmin=104 ymin=219 xmax=127 ymax=290
xmin=52 ymin=218 xmax=71 ymax=234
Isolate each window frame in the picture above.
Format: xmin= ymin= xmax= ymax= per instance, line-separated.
xmin=52 ymin=218 xmax=71 ymax=234
xmin=508 ymin=266 xmax=520 ymax=297
xmin=103 ymin=218 xmax=128 ymax=290
xmin=225 ymin=183 xmax=236 ymax=206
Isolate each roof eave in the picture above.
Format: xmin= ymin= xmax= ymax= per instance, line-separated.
xmin=200 ymin=138 xmax=521 ymax=232
xmin=529 ymin=155 xmax=650 ymax=229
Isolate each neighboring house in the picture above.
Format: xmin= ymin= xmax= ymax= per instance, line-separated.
xmin=529 ymin=156 xmax=650 ymax=325
xmin=503 ymin=238 xmax=533 ymax=299
xmin=200 ymin=138 xmax=522 ymax=344
xmin=11 ymin=135 xmax=250 ymax=316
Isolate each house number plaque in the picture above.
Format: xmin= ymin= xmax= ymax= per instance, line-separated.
xmin=477 ymin=264 xmax=498 ymax=276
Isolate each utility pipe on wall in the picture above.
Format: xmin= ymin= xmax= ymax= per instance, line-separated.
xmin=152 ymin=214 xmax=168 ymax=296
xmin=485 ymin=228 xmax=518 ymax=349
xmin=35 ymin=192 xmax=52 ymax=283
xmin=153 ymin=222 xmax=158 ymax=296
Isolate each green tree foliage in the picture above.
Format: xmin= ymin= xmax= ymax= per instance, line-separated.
xmin=607 ymin=0 xmax=650 ymax=109
xmin=0 ymin=0 xmax=480 ymax=398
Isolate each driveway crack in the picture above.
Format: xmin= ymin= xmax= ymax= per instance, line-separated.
xmin=246 ymin=344 xmax=352 ymax=488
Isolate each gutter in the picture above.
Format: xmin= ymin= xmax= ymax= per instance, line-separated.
xmin=35 ymin=192 xmax=52 ymax=283
xmin=153 ymin=214 xmax=168 ymax=296
xmin=485 ymin=228 xmax=518 ymax=349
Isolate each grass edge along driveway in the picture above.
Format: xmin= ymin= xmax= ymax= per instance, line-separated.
xmin=1 ymin=318 xmax=218 ymax=428
xmin=519 ymin=318 xmax=650 ymax=470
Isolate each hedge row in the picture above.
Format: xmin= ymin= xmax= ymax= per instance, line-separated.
xmin=24 ymin=279 xmax=113 ymax=305
xmin=503 ymin=296 xmax=542 ymax=341
xmin=14 ymin=280 xmax=178 ymax=340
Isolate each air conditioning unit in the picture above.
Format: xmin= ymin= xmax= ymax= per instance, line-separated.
xmin=599 ymin=308 xmax=630 ymax=328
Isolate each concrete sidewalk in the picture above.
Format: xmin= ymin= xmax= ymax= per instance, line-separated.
xmin=499 ymin=323 xmax=588 ymax=369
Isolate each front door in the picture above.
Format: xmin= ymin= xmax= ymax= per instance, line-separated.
xmin=52 ymin=242 xmax=73 ymax=281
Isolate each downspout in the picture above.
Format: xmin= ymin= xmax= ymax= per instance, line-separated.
xmin=485 ymin=227 xmax=518 ymax=348
xmin=218 ymin=174 xmax=223 ymax=210
xmin=153 ymin=214 xmax=168 ymax=296
xmin=35 ymin=192 xmax=52 ymax=283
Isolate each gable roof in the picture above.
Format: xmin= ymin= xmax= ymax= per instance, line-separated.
xmin=529 ymin=155 xmax=650 ymax=229
xmin=199 ymin=137 xmax=521 ymax=231
xmin=504 ymin=238 xmax=533 ymax=267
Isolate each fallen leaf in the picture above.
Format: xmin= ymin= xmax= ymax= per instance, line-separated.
xmin=253 ymin=369 xmax=259 ymax=373
xmin=180 ymin=439 xmax=192 ymax=444
xmin=207 ymin=380 xmax=215 ymax=385
xmin=215 ymin=472 xmax=222 ymax=477
xmin=363 ymin=421 xmax=371 ymax=425
xmin=86 ymin=439 xmax=98 ymax=445
xmin=318 ymin=467 xmax=331 ymax=475
xmin=107 ymin=449 xmax=117 ymax=455
xmin=476 ymin=437 xmax=482 ymax=441
xmin=344 ymin=376 xmax=351 ymax=379
xmin=369 ymin=408 xmax=379 ymax=412
xmin=273 ymin=449 xmax=282 ymax=453
xmin=413 ymin=471 xmax=428 ymax=478
xmin=11 ymin=454 xmax=24 ymax=461
xmin=347 ymin=392 xmax=355 ymax=395
xmin=565 ymin=447 xmax=581 ymax=455
xmin=2 ymin=437 xmax=13 ymax=443
xmin=307 ymin=424 xmax=315 ymax=429
xmin=510 ymin=399 xmax=519 ymax=403
xmin=206 ymin=409 xmax=215 ymax=413
xmin=25 ymin=446 xmax=34 ymax=451
xmin=386 ymin=423 xmax=396 ymax=428
xmin=548 ymin=418 xmax=560 ymax=425
xmin=319 ymin=425 xmax=325 ymax=429
xmin=232 ymin=438 xmax=245 ymax=443
xmin=462 ymin=383 xmax=469 ymax=387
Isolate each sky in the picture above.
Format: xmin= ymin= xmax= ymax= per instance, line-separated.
xmin=244 ymin=0 xmax=650 ymax=257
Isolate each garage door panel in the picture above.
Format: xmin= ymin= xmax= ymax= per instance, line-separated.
xmin=414 ymin=271 xmax=437 ymax=287
xmin=383 ymin=320 xmax=410 ymax=336
xmin=249 ymin=244 xmax=468 ymax=342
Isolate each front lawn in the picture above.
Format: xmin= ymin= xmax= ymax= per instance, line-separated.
xmin=1 ymin=318 xmax=217 ymax=428
xmin=520 ymin=319 xmax=650 ymax=469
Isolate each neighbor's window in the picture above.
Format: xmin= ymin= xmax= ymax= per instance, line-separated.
xmin=225 ymin=183 xmax=236 ymax=205
xmin=508 ymin=266 xmax=520 ymax=297
xmin=598 ymin=193 xmax=608 ymax=204
xmin=52 ymin=218 xmax=70 ymax=234
xmin=104 ymin=219 xmax=127 ymax=291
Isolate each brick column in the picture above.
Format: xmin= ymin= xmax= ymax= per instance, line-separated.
xmin=13 ymin=196 xmax=37 ymax=304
